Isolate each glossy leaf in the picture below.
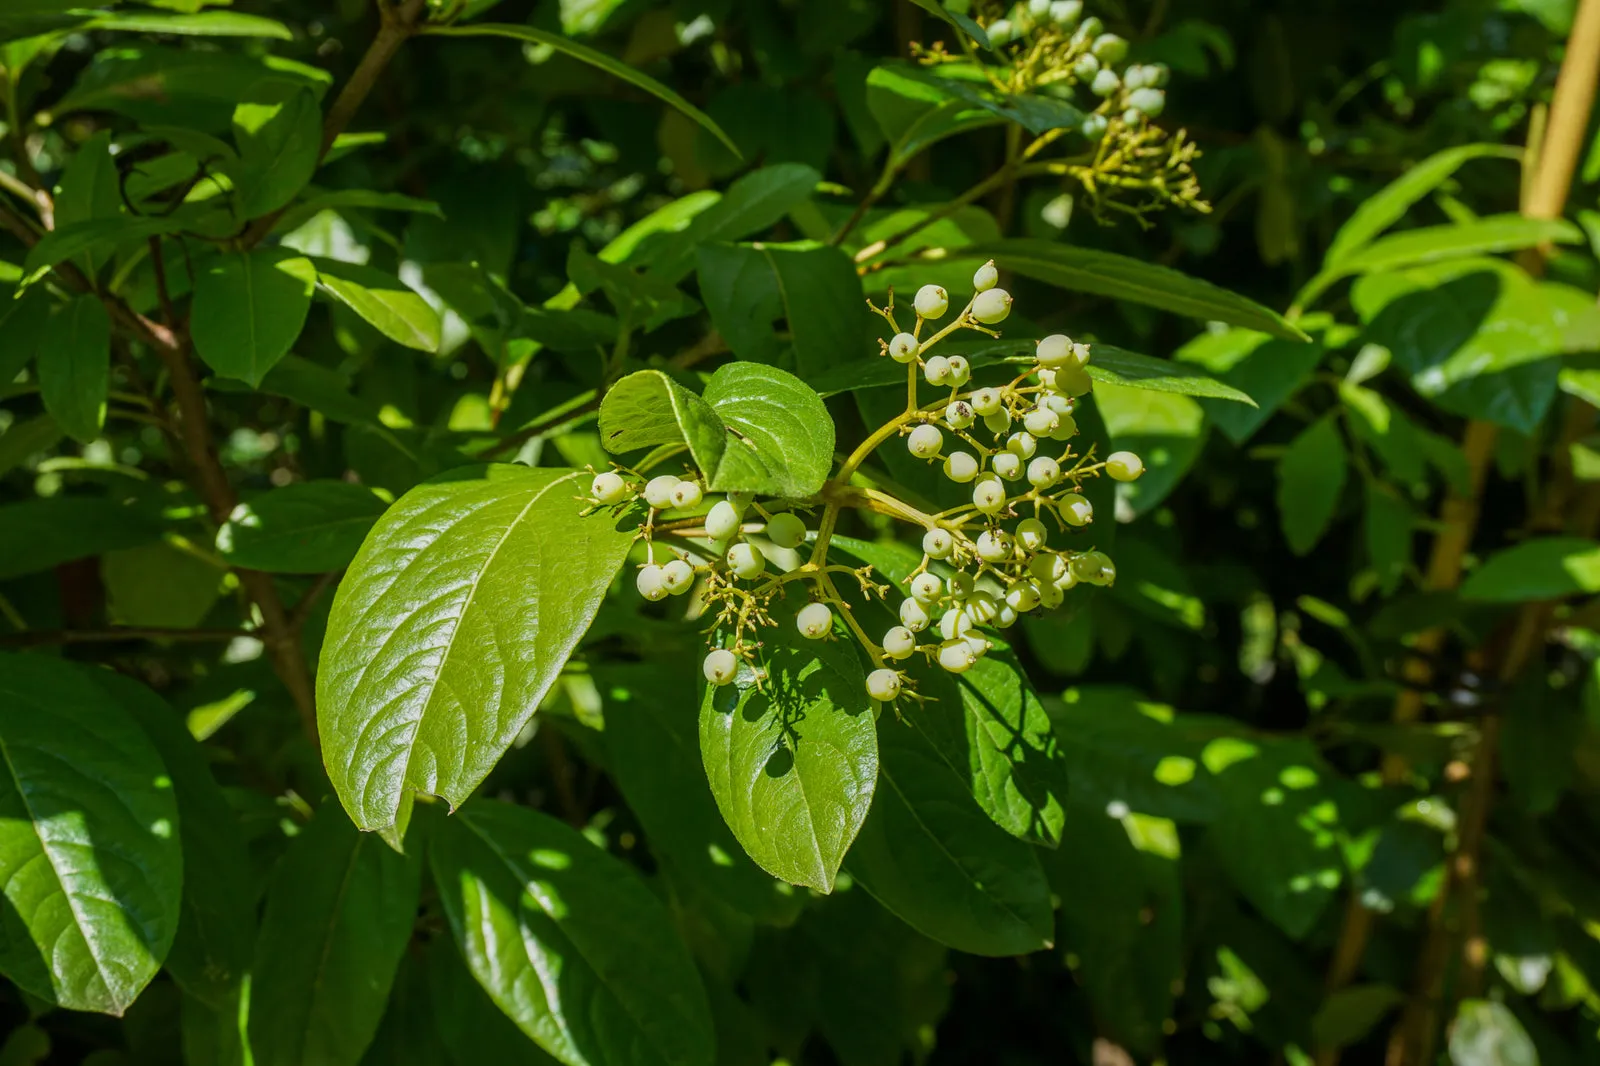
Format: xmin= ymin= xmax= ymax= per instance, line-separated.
xmin=248 ymin=806 xmax=422 ymax=1066
xmin=424 ymin=24 xmax=739 ymax=157
xmin=430 ymin=801 xmax=716 ymax=1066
xmin=216 ymin=480 xmax=389 ymax=573
xmin=50 ymin=130 xmax=121 ymax=281
xmin=847 ymin=663 xmax=1055 ymax=956
xmin=1278 ymin=415 xmax=1348 ymax=556
xmin=312 ymin=258 xmax=442 ymax=352
xmin=86 ymin=10 xmax=294 ymax=38
xmin=700 ymin=615 xmax=877 ymax=893
xmin=869 ymin=64 xmax=1082 ymax=137
xmin=0 ymin=287 xmax=53 ymax=384
xmin=695 ymin=242 xmax=868 ymax=377
xmin=866 ymin=66 xmax=1003 ymax=173
xmin=23 ymin=216 xmax=182 ymax=278
xmin=641 ymin=163 xmax=820 ymax=283
xmin=35 ymin=295 xmax=110 ymax=444
xmin=906 ymin=0 xmax=992 ymax=48
xmin=318 ymin=465 xmax=633 ymax=833
xmin=0 ymin=496 xmax=164 ymax=580
xmin=234 ymin=85 xmax=322 ymax=218
xmin=955 ymin=239 xmax=1309 ymax=341
xmin=0 ymin=655 xmax=183 ymax=1015
xmin=1095 ymin=380 xmax=1207 ymax=517
xmin=1089 ymin=346 xmax=1257 ymax=405
xmin=191 ymin=250 xmax=317 ymax=386
xmin=1175 ymin=327 xmax=1325 ymax=443
xmin=1459 ymin=537 xmax=1600 ymax=602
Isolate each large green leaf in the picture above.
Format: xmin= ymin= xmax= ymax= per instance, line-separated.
xmin=0 ymin=496 xmax=164 ymax=580
xmin=430 ymin=801 xmax=716 ymax=1066
xmin=50 ymin=130 xmax=121 ymax=281
xmin=319 ymin=465 xmax=633 ymax=833
xmin=868 ymin=64 xmax=1082 ymax=138
xmin=699 ymin=613 xmax=878 ymax=893
xmin=952 ymin=239 xmax=1308 ymax=341
xmin=36 ymin=295 xmax=110 ymax=444
xmin=248 ymin=806 xmax=422 ymax=1066
xmin=1089 ymin=345 xmax=1257 ymax=404
xmin=0 ymin=287 xmax=53 ymax=385
xmin=640 ymin=163 xmax=820 ymax=283
xmin=599 ymin=364 xmax=835 ymax=498
xmin=423 ymin=24 xmax=739 ymax=157
xmin=1277 ymin=415 xmax=1348 ymax=556
xmin=233 ymin=85 xmax=322 ymax=218
xmin=191 ymin=250 xmax=316 ymax=386
xmin=217 ymin=480 xmax=389 ymax=573
xmin=312 ymin=258 xmax=441 ymax=352
xmin=695 ymin=242 xmax=868 ymax=377
xmin=1459 ymin=537 xmax=1600 ymax=602
xmin=847 ymin=663 xmax=1055 ymax=957
xmin=1095 ymin=380 xmax=1207 ymax=517
xmin=426 ymin=937 xmax=560 ymax=1066
xmin=601 ymin=664 xmax=805 ymax=924
xmin=22 ymin=216 xmax=182 ymax=278
xmin=906 ymin=0 xmax=992 ymax=48
xmin=866 ymin=66 xmax=1004 ymax=174
xmin=1174 ymin=327 xmax=1325 ymax=443
xmin=85 ymin=10 xmax=294 ymax=38
xmin=0 ymin=655 xmax=184 ymax=1015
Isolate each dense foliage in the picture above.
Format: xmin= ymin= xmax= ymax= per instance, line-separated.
xmin=1 ymin=1 xmax=1598 ymax=1064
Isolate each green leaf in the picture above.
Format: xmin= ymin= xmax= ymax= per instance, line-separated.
xmin=599 ymin=364 xmax=835 ymax=498
xmin=695 ymin=242 xmax=869 ymax=377
xmin=1324 ymin=144 xmax=1518 ymax=266
xmin=233 ymin=85 xmax=323 ymax=219
xmin=1089 ymin=345 xmax=1258 ymax=404
xmin=50 ymin=130 xmax=121 ymax=281
xmin=22 ymin=216 xmax=182 ymax=279
xmin=248 ymin=806 xmax=422 ymax=1066
xmin=1339 ymin=381 xmax=1424 ymax=485
xmin=906 ymin=0 xmax=992 ymax=48
xmin=430 ymin=800 xmax=716 ymax=1066
xmin=910 ymin=649 xmax=1070 ymax=847
xmin=0 ymin=415 xmax=62 ymax=478
xmin=191 ymin=250 xmax=317 ymax=386
xmin=640 ymin=164 xmax=821 ymax=283
xmin=424 ymin=24 xmax=740 ymax=158
xmin=0 ymin=495 xmax=164 ymax=580
xmin=251 ymin=354 xmax=384 ymax=425
xmin=84 ymin=671 xmax=255 ymax=1010
xmin=318 ymin=465 xmax=633 ymax=833
xmin=1459 ymin=537 xmax=1600 ymax=602
xmin=866 ymin=67 xmax=1003 ymax=173
xmin=870 ymin=64 xmax=1083 ymax=137
xmin=0 ymin=288 xmax=54 ymax=385
xmin=103 ymin=541 xmax=226 ymax=629
xmin=86 ymin=10 xmax=294 ymax=37
xmin=847 ymin=661 xmax=1055 ymax=956
xmin=217 ymin=480 xmax=389 ymax=573
xmin=601 ymin=664 xmax=805 ymax=924
xmin=953 ymin=239 xmax=1308 ymax=341
xmin=1365 ymin=485 xmax=1414 ymax=597
xmin=567 ymin=246 xmax=698 ymax=331
xmin=0 ymin=655 xmax=184 ymax=1015
xmin=36 ymin=295 xmax=110 ymax=444
xmin=1277 ymin=415 xmax=1347 ymax=556
xmin=1447 ymin=999 xmax=1538 ymax=1066
xmin=425 ymin=937 xmax=560 ymax=1066
xmin=699 ymin=610 xmax=878 ymax=893
xmin=312 ymin=258 xmax=441 ymax=352
xmin=1175 ymin=327 xmax=1325 ymax=444
xmin=1312 ymin=984 xmax=1404 ymax=1050
xmin=1094 ymin=380 xmax=1207 ymax=516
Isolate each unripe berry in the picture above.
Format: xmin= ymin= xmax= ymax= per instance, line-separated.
xmin=1076 ymin=15 xmax=1104 ymax=38
xmin=973 ymin=260 xmax=999 ymax=292
xmin=976 ymin=529 xmax=1013 ymax=562
xmin=1031 ymin=552 xmax=1067 ymax=585
xmin=1042 ymin=392 xmax=1074 ymax=416
xmin=644 ymin=475 xmax=681 ymax=509
xmin=1060 ymin=493 xmax=1094 ymax=526
xmin=1038 ymin=580 xmax=1065 ymax=609
xmin=637 ymin=564 xmax=669 ymax=601
xmin=765 ymin=511 xmax=807 ymax=549
xmin=1130 ymin=87 xmax=1166 ymax=118
xmin=796 ymin=602 xmax=833 ymax=639
xmin=1106 ymin=450 xmax=1145 ymax=481
xmin=591 ymin=471 xmax=628 ymax=504
xmin=910 ymin=572 xmax=944 ymax=603
xmin=1052 ymin=557 xmax=1079 ymax=591
xmin=923 ymin=528 xmax=955 ymax=559
xmin=939 ymin=607 xmax=973 ymax=641
xmin=1047 ymin=414 xmax=1078 ymax=442
xmin=1050 ymin=0 xmax=1082 ymax=26
xmin=947 ymin=571 xmax=975 ymax=599
xmin=991 ymin=452 xmax=1023 ymax=480
xmin=703 ymin=648 xmax=739 ymax=685
xmin=1091 ymin=69 xmax=1121 ymax=97
xmin=1082 ymin=113 xmax=1109 ymax=141
xmin=1036 ymin=334 xmax=1074 ymax=368
xmin=908 ymin=424 xmax=943 ymax=459
xmin=971 ymin=387 xmax=1004 ymax=416
xmin=671 ymin=480 xmax=703 ymax=510
xmin=986 ymin=17 xmax=1014 ymax=46
xmin=943 ymin=451 xmax=980 ymax=483
xmin=1016 ymin=517 xmax=1048 ymax=551
xmin=727 ymin=542 xmax=765 ymax=579
xmin=983 ymin=409 xmax=1013 ymax=436
xmin=1124 ymin=64 xmax=1156 ymax=90
xmin=944 ymin=401 xmax=975 ymax=430
xmin=996 ymin=602 xmax=1019 ymax=628
xmin=1027 ymin=456 xmax=1061 ymax=488
xmin=661 ymin=559 xmax=695 ymax=594
xmin=1073 ymin=54 xmax=1100 ymax=79
xmin=972 ymin=287 xmax=1013 ymax=324
xmin=1028 ymin=0 xmax=1052 ymax=18
xmin=1023 ymin=405 xmax=1060 ymax=436
xmin=883 ymin=626 xmax=917 ymax=660
xmin=938 ymin=638 xmax=978 ymax=674
xmin=946 ymin=356 xmax=971 ymax=387
xmin=1122 ymin=108 xmax=1142 ymax=125
xmin=1073 ymin=550 xmax=1116 ymax=585
xmin=1092 ymin=33 xmax=1129 ymax=64
xmin=1007 ymin=432 xmax=1038 ymax=459
xmin=914 ymin=284 xmax=949 ymax=320
xmin=705 ymin=499 xmax=741 ymax=540
xmin=964 ymin=590 xmax=1000 ymax=625
xmin=1055 ymin=366 xmax=1093 ymax=396
xmin=866 ymin=668 xmax=902 ymax=701
xmin=727 ymin=491 xmax=754 ymax=511
xmin=889 ymin=332 xmax=919 ymax=363
xmin=973 ymin=475 xmax=1007 ymax=514
xmin=1007 ymin=581 xmax=1041 ymax=613
xmin=923 ymin=355 xmax=951 ymax=386
xmin=900 ymin=597 xmax=931 ymax=632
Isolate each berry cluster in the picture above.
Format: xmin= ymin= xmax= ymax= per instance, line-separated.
xmin=583 ymin=260 xmax=1142 ymax=707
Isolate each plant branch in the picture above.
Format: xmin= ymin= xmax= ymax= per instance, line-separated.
xmin=0 ymin=627 xmax=251 ymax=647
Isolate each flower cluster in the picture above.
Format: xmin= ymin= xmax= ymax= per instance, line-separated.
xmin=583 ymin=260 xmax=1141 ymax=706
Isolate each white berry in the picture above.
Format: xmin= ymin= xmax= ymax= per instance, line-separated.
xmin=976 ymin=529 xmax=1013 ymax=562
xmin=591 ymin=471 xmax=628 ymax=504
xmin=946 ymin=356 xmax=971 ymax=387
xmin=923 ymin=528 xmax=955 ymax=559
xmin=889 ymin=332 xmax=919 ymax=363
xmin=765 ymin=511 xmax=807 ymax=549
xmin=1006 ymin=432 xmax=1037 ymax=459
xmin=1042 ymin=392 xmax=1074 ymax=416
xmin=1056 ymin=366 xmax=1092 ymax=396
xmin=900 ymin=597 xmax=931 ymax=632
xmin=908 ymin=424 xmax=943 ymax=458
xmin=796 ymin=602 xmax=833 ymax=639
xmin=973 ymin=260 xmax=999 ymax=292
xmin=727 ymin=542 xmax=765 ymax=579
xmin=947 ymin=571 xmax=975 ymax=598
xmin=1106 ymin=451 xmax=1144 ymax=481
xmin=914 ymin=285 xmax=949 ymax=320
xmin=1016 ymin=518 xmax=1047 ymax=551
xmin=1027 ymin=456 xmax=1060 ymax=488
xmin=983 ymin=410 xmax=1012 ymax=436
xmin=939 ymin=607 xmax=973 ymax=641
xmin=671 ymin=480 xmax=703 ymax=510
xmin=964 ymin=591 xmax=1000 ymax=625
xmin=971 ymin=387 xmax=1004 ymax=416
xmin=938 ymin=638 xmax=978 ymax=674
xmin=883 ymin=626 xmax=916 ymax=660
xmin=705 ymin=500 xmax=741 ymax=540
xmin=636 ymin=564 xmax=669 ymax=601
xmin=866 ymin=668 xmax=902 ymax=701
xmin=973 ymin=475 xmax=1007 ymax=514
xmin=910 ymin=572 xmax=944 ymax=603
xmin=996 ymin=602 xmax=1019 ymax=628
xmin=944 ymin=401 xmax=975 ymax=430
xmin=943 ymin=451 xmax=979 ymax=483
xmin=1036 ymin=334 xmax=1074 ymax=368
xmin=1060 ymin=493 xmax=1094 ymax=526
xmin=923 ymin=355 xmax=951 ymax=386
xmin=1023 ymin=405 xmax=1059 ymax=436
xmin=991 ymin=452 xmax=1022 ymax=480
xmin=972 ymin=288 xmax=1012 ymax=324
xmin=644 ymin=475 xmax=681 ymax=509
xmin=661 ymin=559 xmax=695 ymax=594
xmin=703 ymin=649 xmax=739 ymax=685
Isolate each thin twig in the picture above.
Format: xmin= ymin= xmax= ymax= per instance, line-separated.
xmin=290 ymin=570 xmax=343 ymax=627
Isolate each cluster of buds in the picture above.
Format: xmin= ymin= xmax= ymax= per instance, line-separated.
xmin=582 ymin=261 xmax=1142 ymax=706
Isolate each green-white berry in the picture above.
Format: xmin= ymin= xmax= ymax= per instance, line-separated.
xmin=727 ymin=542 xmax=765 ymax=579
xmin=1082 ymin=113 xmax=1109 ymax=140
xmin=914 ymin=284 xmax=949 ymax=319
xmin=987 ymin=17 xmax=1014 ymax=46
xmin=883 ymin=626 xmax=917 ymax=660
xmin=671 ymin=480 xmax=703 ymax=510
xmin=1023 ymin=406 xmax=1060 ymax=436
xmin=900 ymin=597 xmax=932 ymax=632
xmin=1073 ymin=54 xmax=1100 ymax=79
xmin=964 ymin=590 xmax=1000 ymax=625
xmin=973 ymin=475 xmax=1007 ymax=514
xmin=1006 ymin=581 xmax=1041 ymax=613
xmin=1050 ymin=0 xmax=1082 ymax=26
xmin=973 ymin=260 xmax=999 ymax=292
xmin=938 ymin=638 xmax=978 ymax=674
xmin=644 ymin=474 xmax=681 ymax=509
xmin=661 ymin=559 xmax=695 ymax=594
xmin=910 ymin=572 xmax=944 ymax=603
xmin=947 ymin=571 xmax=975 ymax=598
xmin=972 ymin=387 xmax=1004 ymax=416
xmin=1106 ymin=450 xmax=1145 ymax=481
xmin=1036 ymin=334 xmax=1074 ymax=368
xmin=866 ymin=668 xmax=902 ymax=701
xmin=991 ymin=451 xmax=1023 ymax=480
xmin=1047 ymin=414 xmax=1078 ymax=441
xmin=1091 ymin=69 xmax=1121 ymax=97
xmin=923 ymin=355 xmax=951 ymax=386
xmin=923 ymin=528 xmax=955 ymax=559
xmin=1129 ymin=88 xmax=1166 ymax=118
xmin=972 ymin=288 xmax=1013 ymax=324
xmin=976 ymin=529 xmax=1013 ymax=562
xmin=1027 ymin=456 xmax=1061 ymax=488
xmin=944 ymin=401 xmax=975 ymax=430
xmin=705 ymin=499 xmax=741 ymax=540
xmin=1060 ymin=493 xmax=1094 ymax=527
xmin=637 ymin=564 xmax=669 ymax=601
xmin=591 ymin=471 xmax=628 ymax=504
xmin=939 ymin=607 xmax=973 ymax=641
xmin=796 ymin=602 xmax=833 ymax=639
xmin=983 ymin=409 xmax=1013 ymax=435
xmin=1056 ymin=366 xmax=1093 ymax=396
xmin=1093 ymin=33 xmax=1128 ymax=64
xmin=1016 ymin=517 xmax=1048 ymax=551
xmin=1007 ymin=432 xmax=1038 ymax=459
xmin=703 ymin=648 xmax=739 ymax=685
xmin=946 ymin=356 xmax=971 ymax=387
xmin=943 ymin=451 xmax=980 ymax=483
xmin=908 ymin=424 xmax=943 ymax=458
xmin=765 ymin=511 xmax=807 ymax=549
xmin=889 ymin=332 xmax=919 ymax=362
